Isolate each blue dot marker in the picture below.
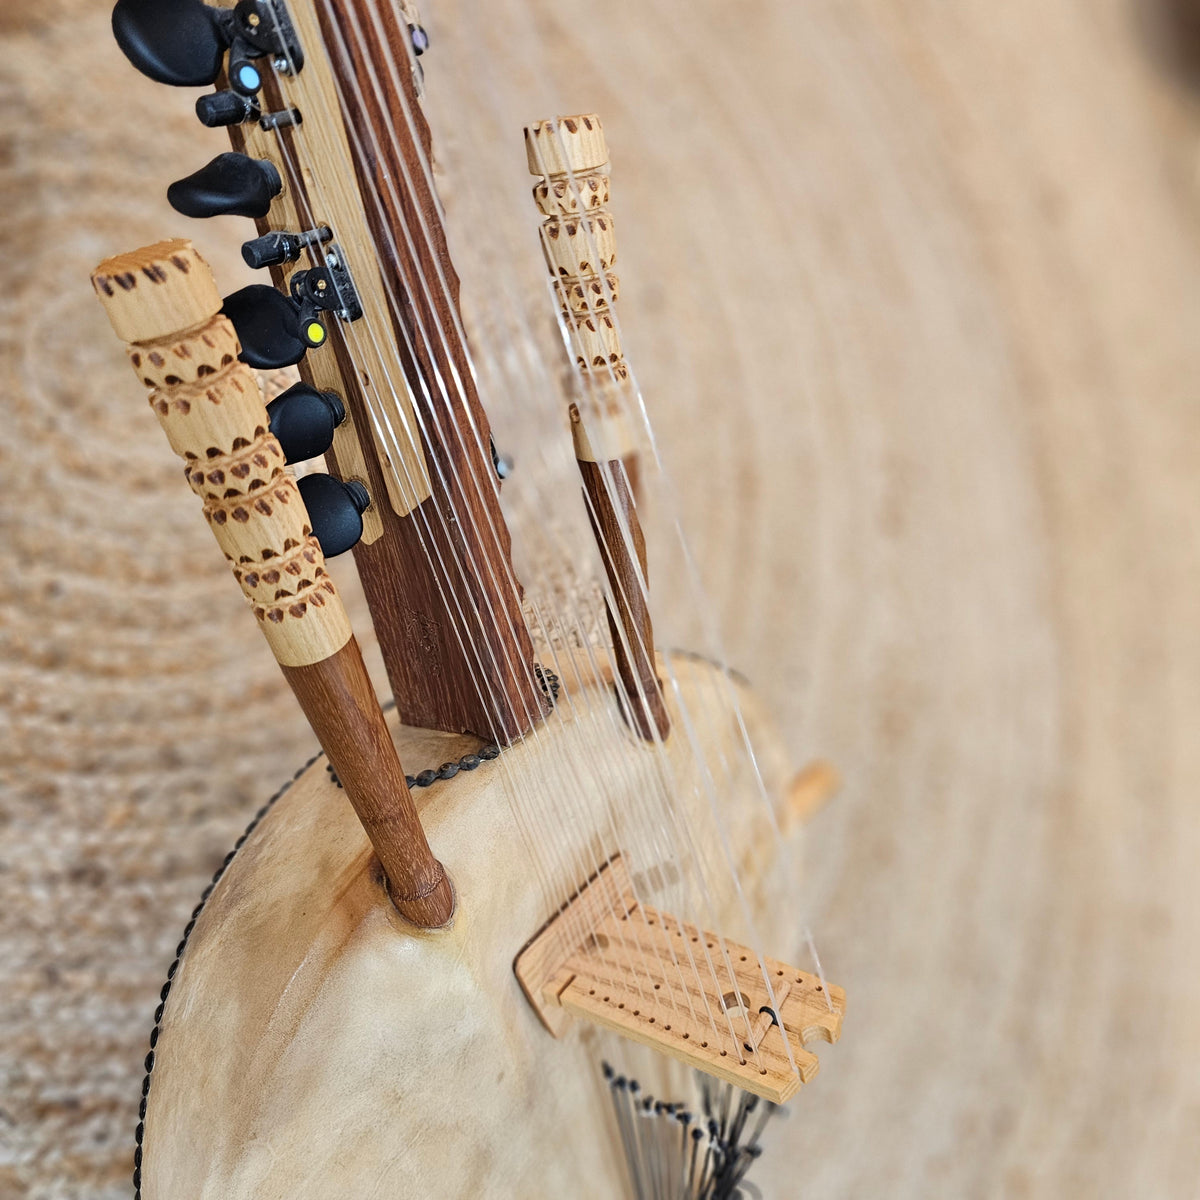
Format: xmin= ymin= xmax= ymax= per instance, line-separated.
xmin=237 ymin=64 xmax=262 ymax=93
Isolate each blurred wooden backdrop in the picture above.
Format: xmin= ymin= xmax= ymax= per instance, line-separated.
xmin=3 ymin=0 xmax=1200 ymax=1195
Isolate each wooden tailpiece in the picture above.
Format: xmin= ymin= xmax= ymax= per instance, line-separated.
xmin=91 ymin=239 xmax=452 ymax=929
xmin=514 ymin=858 xmax=845 ymax=1104
xmin=526 ymin=115 xmax=669 ymax=741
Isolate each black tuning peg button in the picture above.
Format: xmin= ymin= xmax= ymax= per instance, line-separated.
xmin=223 ymin=285 xmax=311 ymax=369
xmin=195 ymin=90 xmax=260 ymax=128
xmin=112 ymin=0 xmax=225 ymax=88
xmin=267 ymin=383 xmax=346 ymax=463
xmin=168 ymin=153 xmax=281 ymax=220
xmin=112 ymin=0 xmax=304 ymax=91
xmin=242 ymin=227 xmax=329 ymax=271
xmin=298 ymin=475 xmax=370 ymax=558
xmin=242 ymin=233 xmax=296 ymax=271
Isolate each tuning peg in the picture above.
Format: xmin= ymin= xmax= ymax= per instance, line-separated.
xmin=112 ymin=0 xmax=304 ymax=92
xmin=298 ymin=475 xmax=370 ymax=557
xmin=267 ymin=383 xmax=346 ymax=463
xmin=195 ymin=90 xmax=260 ymax=128
xmin=224 ymin=256 xmax=353 ymax=368
xmin=223 ymin=284 xmax=324 ymax=369
xmin=241 ymin=227 xmax=330 ymax=270
xmin=168 ymin=153 xmax=281 ymax=220
xmin=112 ymin=0 xmax=225 ymax=88
xmin=194 ymin=92 xmax=300 ymax=131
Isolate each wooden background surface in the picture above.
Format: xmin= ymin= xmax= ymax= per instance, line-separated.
xmin=3 ymin=0 xmax=1200 ymax=1195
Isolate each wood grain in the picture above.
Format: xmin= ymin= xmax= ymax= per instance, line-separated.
xmin=575 ymin=445 xmax=670 ymax=741
xmin=555 ymin=905 xmax=843 ymax=1103
xmin=313 ymin=0 xmax=549 ymax=742
xmin=214 ymin=0 xmax=432 ymax=524
xmin=281 ymin=640 xmax=453 ymax=927
xmin=515 ymin=855 xmax=845 ymax=1102
xmin=217 ymin=1 xmax=547 ymax=741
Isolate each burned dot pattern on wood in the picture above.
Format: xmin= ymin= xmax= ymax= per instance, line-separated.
xmin=92 ymin=240 xmax=353 ymax=667
xmin=128 ymin=318 xmax=239 ymax=391
xmin=533 ymin=172 xmax=611 ymax=216
xmin=541 ymin=215 xmax=618 ymax=279
xmin=526 ymin=115 xmax=630 ymax=391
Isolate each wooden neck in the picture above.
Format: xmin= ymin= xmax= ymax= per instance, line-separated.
xmin=230 ymin=0 xmax=547 ymax=742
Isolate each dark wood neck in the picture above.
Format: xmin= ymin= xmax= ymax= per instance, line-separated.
xmin=238 ymin=3 xmax=547 ymax=742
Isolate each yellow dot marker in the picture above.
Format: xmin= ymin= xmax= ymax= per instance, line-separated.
xmin=305 ymin=320 xmax=326 ymax=346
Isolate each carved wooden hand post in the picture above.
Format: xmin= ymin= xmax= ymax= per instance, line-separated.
xmin=92 ymin=239 xmax=453 ymax=928
xmin=525 ymin=115 xmax=670 ymax=741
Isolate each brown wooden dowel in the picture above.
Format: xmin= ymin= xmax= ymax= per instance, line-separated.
xmin=91 ymin=238 xmax=453 ymax=928
xmin=573 ymin=409 xmax=670 ymax=741
xmin=283 ymin=641 xmax=453 ymax=926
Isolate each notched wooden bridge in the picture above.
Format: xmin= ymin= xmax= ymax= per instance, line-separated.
xmin=515 ymin=857 xmax=845 ymax=1103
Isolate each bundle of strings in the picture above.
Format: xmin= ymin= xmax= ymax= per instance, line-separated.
xmin=256 ymin=0 xmax=828 ymax=1091
xmin=603 ymin=1063 xmax=780 ymax=1199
